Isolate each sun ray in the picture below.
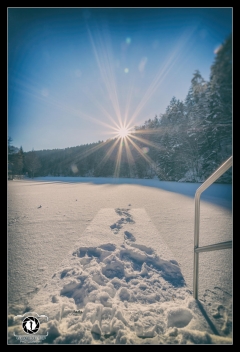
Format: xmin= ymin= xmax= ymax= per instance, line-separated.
xmin=124 ymin=136 xmax=137 ymax=178
xmin=127 ymin=27 xmax=198 ymax=128
xmin=60 ymin=138 xmax=113 ymax=170
xmin=9 ymin=73 xmax=119 ymax=133
xmin=126 ymin=136 xmax=167 ymax=179
xmin=123 ymin=80 xmax=135 ymax=128
xmin=130 ymin=133 xmax=166 ymax=151
xmin=134 ymin=129 xmax=164 ymax=135
xmin=87 ymin=24 xmax=123 ymax=127
xmin=83 ymin=90 xmax=120 ymax=130
xmin=133 ymin=126 xmax=167 ymax=136
xmin=113 ymin=138 xmax=123 ymax=178
xmin=95 ymin=137 xmax=120 ymax=172
xmin=126 ymin=136 xmax=155 ymax=165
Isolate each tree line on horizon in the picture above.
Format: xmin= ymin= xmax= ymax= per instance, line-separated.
xmin=8 ymin=33 xmax=232 ymax=183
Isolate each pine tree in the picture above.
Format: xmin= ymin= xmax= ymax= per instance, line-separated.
xmin=206 ymin=33 xmax=232 ymax=181
xmin=8 ymin=138 xmax=24 ymax=178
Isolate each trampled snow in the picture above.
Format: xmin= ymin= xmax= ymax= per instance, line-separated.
xmin=8 ymin=177 xmax=232 ymax=344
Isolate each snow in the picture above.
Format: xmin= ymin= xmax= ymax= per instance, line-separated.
xmin=8 ymin=177 xmax=232 ymax=344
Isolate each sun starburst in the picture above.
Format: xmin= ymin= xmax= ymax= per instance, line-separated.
xmin=117 ymin=127 xmax=131 ymax=138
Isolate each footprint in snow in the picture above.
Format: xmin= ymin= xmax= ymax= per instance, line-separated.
xmin=124 ymin=231 xmax=136 ymax=242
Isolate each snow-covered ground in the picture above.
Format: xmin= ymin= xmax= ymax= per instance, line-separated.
xmin=8 ymin=177 xmax=232 ymax=344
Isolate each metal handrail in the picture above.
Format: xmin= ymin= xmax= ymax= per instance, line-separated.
xmin=193 ymin=156 xmax=232 ymax=299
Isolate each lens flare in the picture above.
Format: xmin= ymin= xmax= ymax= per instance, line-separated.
xmin=142 ymin=147 xmax=149 ymax=154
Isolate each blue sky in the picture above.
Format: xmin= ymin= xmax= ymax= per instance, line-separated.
xmin=8 ymin=8 xmax=232 ymax=152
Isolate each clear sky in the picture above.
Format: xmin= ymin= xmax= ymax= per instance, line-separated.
xmin=8 ymin=8 xmax=232 ymax=152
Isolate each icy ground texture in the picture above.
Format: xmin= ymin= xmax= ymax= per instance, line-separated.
xmin=8 ymin=208 xmax=232 ymax=344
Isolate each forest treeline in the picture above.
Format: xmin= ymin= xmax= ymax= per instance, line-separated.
xmin=8 ymin=34 xmax=232 ymax=183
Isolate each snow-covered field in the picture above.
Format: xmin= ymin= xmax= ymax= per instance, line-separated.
xmin=8 ymin=177 xmax=232 ymax=344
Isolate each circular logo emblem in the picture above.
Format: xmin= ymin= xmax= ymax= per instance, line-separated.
xmin=22 ymin=316 xmax=40 ymax=334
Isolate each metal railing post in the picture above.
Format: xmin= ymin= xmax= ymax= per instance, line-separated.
xmin=193 ymin=156 xmax=232 ymax=300
xmin=193 ymin=191 xmax=200 ymax=299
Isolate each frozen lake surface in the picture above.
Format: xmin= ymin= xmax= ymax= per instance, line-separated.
xmin=8 ymin=178 xmax=232 ymax=344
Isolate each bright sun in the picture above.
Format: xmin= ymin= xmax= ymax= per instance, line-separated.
xmin=118 ymin=127 xmax=130 ymax=138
